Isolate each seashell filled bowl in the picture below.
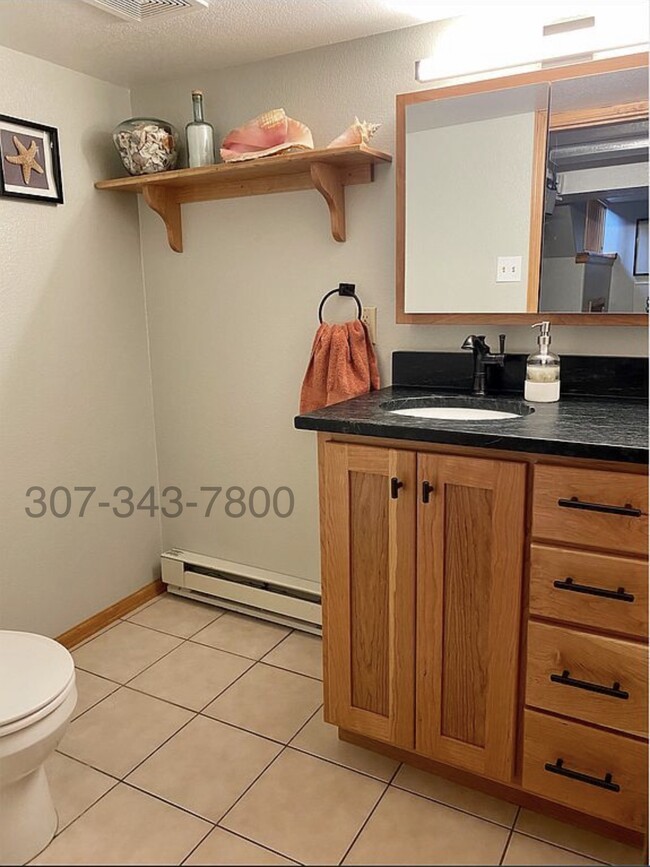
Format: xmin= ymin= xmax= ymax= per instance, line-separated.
xmin=113 ymin=117 xmax=179 ymax=176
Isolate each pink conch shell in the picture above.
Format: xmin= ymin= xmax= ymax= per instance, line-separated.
xmin=220 ymin=108 xmax=314 ymax=162
xmin=327 ymin=117 xmax=381 ymax=149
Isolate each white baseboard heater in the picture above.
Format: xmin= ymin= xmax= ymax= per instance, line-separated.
xmin=161 ymin=549 xmax=322 ymax=635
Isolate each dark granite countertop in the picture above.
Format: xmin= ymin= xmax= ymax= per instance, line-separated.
xmin=295 ymin=387 xmax=649 ymax=464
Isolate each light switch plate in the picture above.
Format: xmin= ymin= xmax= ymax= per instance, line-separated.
xmin=361 ymin=306 xmax=377 ymax=343
xmin=496 ymin=256 xmax=522 ymax=283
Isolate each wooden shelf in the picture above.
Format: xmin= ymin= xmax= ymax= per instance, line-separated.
xmin=95 ymin=145 xmax=392 ymax=252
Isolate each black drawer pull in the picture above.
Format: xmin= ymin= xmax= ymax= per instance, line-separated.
xmin=557 ymin=496 xmax=642 ymax=518
xmin=544 ymin=758 xmax=620 ymax=792
xmin=550 ymin=669 xmax=629 ymax=700
xmin=554 ymin=576 xmax=635 ymax=603
xmin=390 ymin=477 xmax=403 ymax=499
xmin=422 ymin=481 xmax=435 ymax=504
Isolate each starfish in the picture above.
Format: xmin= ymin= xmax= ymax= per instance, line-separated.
xmin=5 ymin=135 xmax=44 ymax=185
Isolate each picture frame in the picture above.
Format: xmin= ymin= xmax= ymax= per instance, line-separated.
xmin=0 ymin=114 xmax=64 ymax=204
xmin=634 ymin=218 xmax=648 ymax=277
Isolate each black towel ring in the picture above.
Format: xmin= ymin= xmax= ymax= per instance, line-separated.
xmin=318 ymin=283 xmax=362 ymax=323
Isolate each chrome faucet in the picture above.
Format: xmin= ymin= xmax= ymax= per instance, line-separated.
xmin=461 ymin=334 xmax=506 ymax=396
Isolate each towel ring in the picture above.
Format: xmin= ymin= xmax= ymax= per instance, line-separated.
xmin=318 ymin=283 xmax=362 ymax=323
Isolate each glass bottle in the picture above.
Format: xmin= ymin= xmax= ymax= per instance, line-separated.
xmin=185 ymin=91 xmax=215 ymax=168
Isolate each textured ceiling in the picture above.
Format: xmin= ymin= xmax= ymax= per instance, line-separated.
xmin=0 ymin=0 xmax=470 ymax=86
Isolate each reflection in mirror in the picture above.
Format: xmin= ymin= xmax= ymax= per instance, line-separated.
xmin=540 ymin=70 xmax=649 ymax=313
xmin=403 ymin=83 xmax=550 ymax=313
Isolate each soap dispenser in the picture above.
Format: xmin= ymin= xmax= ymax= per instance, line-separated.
xmin=525 ymin=321 xmax=560 ymax=403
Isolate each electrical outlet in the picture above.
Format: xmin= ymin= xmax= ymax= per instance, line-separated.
xmin=496 ymin=256 xmax=522 ymax=283
xmin=361 ymin=306 xmax=377 ymax=343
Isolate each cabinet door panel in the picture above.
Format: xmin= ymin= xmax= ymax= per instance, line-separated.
xmin=319 ymin=441 xmax=416 ymax=747
xmin=350 ymin=470 xmax=389 ymax=715
xmin=416 ymin=455 xmax=526 ymax=781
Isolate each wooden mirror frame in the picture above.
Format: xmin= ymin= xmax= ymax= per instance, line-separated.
xmin=396 ymin=52 xmax=649 ymax=325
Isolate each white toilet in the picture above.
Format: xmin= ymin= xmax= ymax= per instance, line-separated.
xmin=0 ymin=631 xmax=77 ymax=866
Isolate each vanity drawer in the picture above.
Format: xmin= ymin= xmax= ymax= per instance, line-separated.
xmin=532 ymin=466 xmax=648 ymax=556
xmin=522 ymin=709 xmax=647 ymax=831
xmin=529 ymin=544 xmax=648 ymax=638
xmin=526 ymin=621 xmax=648 ymax=737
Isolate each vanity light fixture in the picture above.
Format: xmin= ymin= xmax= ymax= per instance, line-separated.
xmin=415 ymin=45 xmax=647 ymax=84
xmin=415 ymin=8 xmax=648 ymax=85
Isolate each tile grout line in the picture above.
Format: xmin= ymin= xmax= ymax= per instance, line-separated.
xmin=337 ymin=778 xmax=394 ymax=866
xmin=122 ymin=596 xmax=228 ymax=637
xmin=513 ymin=829 xmax=613 ymax=865
xmin=179 ymin=821 xmax=302 ymax=866
xmin=67 ymin=680 xmax=121 ymax=725
xmin=212 ymin=692 xmax=326 ymax=859
xmin=120 ymin=778 xmax=216 ymax=825
xmin=30 ymin=773 xmax=122 ymax=858
xmin=334 ymin=759 xmax=403 ymax=865
xmin=498 ymin=806 xmax=520 ymax=866
xmin=176 ymin=822 xmax=215 ymax=866
xmin=69 ymin=619 xmax=122 ymax=651
xmin=187 ymin=615 xmax=295 ymax=663
xmin=388 ymin=780 xmax=521 ymax=833
xmin=258 ymin=627 xmax=297 ymax=662
xmin=120 ymin=613 xmax=225 ymax=641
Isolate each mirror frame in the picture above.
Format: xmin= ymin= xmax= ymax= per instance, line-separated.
xmin=396 ymin=52 xmax=649 ymax=325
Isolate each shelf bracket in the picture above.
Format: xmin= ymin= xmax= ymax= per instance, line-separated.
xmin=310 ymin=162 xmax=346 ymax=242
xmin=142 ymin=185 xmax=183 ymax=253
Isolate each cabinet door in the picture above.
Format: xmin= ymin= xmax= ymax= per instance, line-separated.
xmin=319 ymin=441 xmax=416 ymax=748
xmin=416 ymin=454 xmax=526 ymax=781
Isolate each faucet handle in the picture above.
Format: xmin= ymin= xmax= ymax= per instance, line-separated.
xmin=498 ymin=333 xmax=506 ymax=355
xmin=461 ymin=334 xmax=477 ymax=351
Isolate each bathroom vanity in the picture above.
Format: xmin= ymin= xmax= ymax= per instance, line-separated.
xmin=295 ymin=50 xmax=650 ymax=844
xmin=295 ymin=354 xmax=649 ymax=842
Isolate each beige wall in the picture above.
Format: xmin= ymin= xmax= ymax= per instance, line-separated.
xmin=0 ymin=47 xmax=161 ymax=636
xmin=132 ymin=21 xmax=647 ymax=587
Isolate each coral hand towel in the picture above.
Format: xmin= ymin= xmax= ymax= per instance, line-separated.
xmin=300 ymin=320 xmax=380 ymax=413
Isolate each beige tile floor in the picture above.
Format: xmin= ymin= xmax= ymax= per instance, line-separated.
xmin=30 ymin=592 xmax=645 ymax=866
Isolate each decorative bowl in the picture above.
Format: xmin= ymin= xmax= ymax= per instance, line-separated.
xmin=112 ymin=117 xmax=179 ymax=176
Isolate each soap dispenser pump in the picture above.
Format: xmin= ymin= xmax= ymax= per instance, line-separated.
xmin=525 ymin=321 xmax=560 ymax=403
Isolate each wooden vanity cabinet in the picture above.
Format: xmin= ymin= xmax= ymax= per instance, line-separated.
xmin=319 ymin=441 xmax=527 ymax=776
xmin=318 ymin=434 xmax=649 ymax=840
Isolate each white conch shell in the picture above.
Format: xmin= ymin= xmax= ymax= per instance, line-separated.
xmin=326 ymin=117 xmax=381 ymax=149
xmin=220 ymin=108 xmax=314 ymax=162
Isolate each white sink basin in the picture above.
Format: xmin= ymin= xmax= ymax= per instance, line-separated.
xmin=390 ymin=406 xmax=522 ymax=421
xmin=381 ymin=396 xmax=533 ymax=422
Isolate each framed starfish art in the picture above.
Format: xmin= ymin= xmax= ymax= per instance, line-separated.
xmin=0 ymin=114 xmax=63 ymax=204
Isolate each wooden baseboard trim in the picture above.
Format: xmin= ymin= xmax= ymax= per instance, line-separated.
xmin=339 ymin=729 xmax=645 ymax=849
xmin=56 ymin=579 xmax=165 ymax=649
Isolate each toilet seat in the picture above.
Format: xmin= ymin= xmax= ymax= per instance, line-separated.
xmin=0 ymin=632 xmax=75 ymax=737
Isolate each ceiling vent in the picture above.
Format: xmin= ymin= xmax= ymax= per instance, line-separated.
xmin=81 ymin=0 xmax=209 ymax=22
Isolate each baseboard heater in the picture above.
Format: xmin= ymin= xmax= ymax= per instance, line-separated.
xmin=161 ymin=549 xmax=321 ymax=635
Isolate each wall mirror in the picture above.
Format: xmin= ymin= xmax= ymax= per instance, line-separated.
xmin=397 ymin=54 xmax=649 ymax=324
